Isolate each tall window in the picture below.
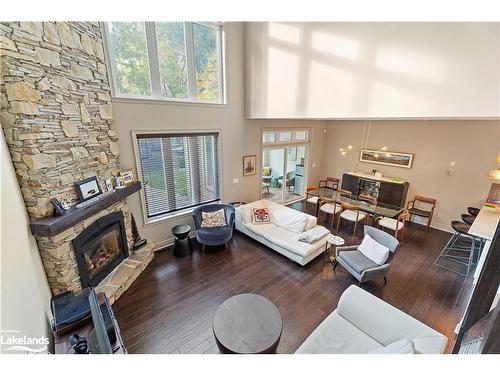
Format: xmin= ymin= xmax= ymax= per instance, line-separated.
xmin=104 ymin=22 xmax=224 ymax=103
xmin=136 ymin=132 xmax=220 ymax=220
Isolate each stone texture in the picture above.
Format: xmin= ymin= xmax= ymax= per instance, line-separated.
xmin=1 ymin=22 xmax=128 ymax=296
xmin=19 ymin=22 xmax=43 ymax=38
xmin=79 ymin=102 xmax=91 ymax=124
xmin=0 ymin=35 xmax=17 ymax=51
xmin=5 ymin=82 xmax=41 ymax=102
xmin=80 ymin=33 xmax=94 ymax=55
xmin=99 ymin=104 xmax=113 ymax=119
xmin=61 ymin=120 xmax=79 ymax=137
xmin=61 ymin=103 xmax=79 ymax=115
xmin=95 ymin=242 xmax=154 ymax=304
xmin=37 ymin=77 xmax=51 ymax=91
xmin=70 ymin=146 xmax=90 ymax=159
xmin=99 ymin=151 xmax=108 ymax=164
xmin=70 ymin=62 xmax=93 ymax=80
xmin=23 ymin=153 xmax=57 ymax=170
xmin=35 ymin=46 xmax=61 ymax=67
xmin=43 ymin=22 xmax=60 ymax=45
xmin=56 ymin=22 xmax=75 ymax=48
xmin=10 ymin=101 xmax=39 ymax=115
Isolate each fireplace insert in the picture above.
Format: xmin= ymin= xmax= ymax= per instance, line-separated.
xmin=72 ymin=211 xmax=129 ymax=288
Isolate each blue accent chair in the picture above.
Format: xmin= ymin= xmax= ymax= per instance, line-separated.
xmin=192 ymin=204 xmax=235 ymax=252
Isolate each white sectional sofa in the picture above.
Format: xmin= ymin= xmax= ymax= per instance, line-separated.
xmin=235 ymin=199 xmax=329 ymax=266
xmin=296 ymin=285 xmax=448 ymax=354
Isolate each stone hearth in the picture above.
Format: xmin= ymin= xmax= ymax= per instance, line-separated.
xmin=1 ymin=22 xmax=153 ymax=300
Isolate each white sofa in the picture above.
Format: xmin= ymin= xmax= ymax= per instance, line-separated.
xmin=235 ymin=199 xmax=329 ymax=266
xmin=296 ymin=285 xmax=448 ymax=354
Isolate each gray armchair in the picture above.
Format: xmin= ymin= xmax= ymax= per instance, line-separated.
xmin=333 ymin=226 xmax=399 ymax=285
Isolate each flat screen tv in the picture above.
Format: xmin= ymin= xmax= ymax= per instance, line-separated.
xmin=88 ymin=289 xmax=113 ymax=354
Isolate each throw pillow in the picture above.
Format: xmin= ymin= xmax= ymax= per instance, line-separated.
xmin=270 ymin=208 xmax=308 ymax=233
xmin=358 ymin=234 xmax=390 ymax=265
xmin=201 ymin=208 xmax=227 ymax=228
xmin=262 ymin=167 xmax=271 ymax=176
xmin=369 ymin=339 xmax=415 ymax=354
xmin=252 ymin=208 xmax=271 ymax=224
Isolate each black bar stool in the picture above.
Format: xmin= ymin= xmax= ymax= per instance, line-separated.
xmin=461 ymin=213 xmax=475 ymax=225
xmin=467 ymin=207 xmax=480 ymax=216
xmin=434 ymin=220 xmax=481 ymax=277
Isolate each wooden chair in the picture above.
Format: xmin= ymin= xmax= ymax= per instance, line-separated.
xmin=336 ymin=201 xmax=367 ymax=236
xmin=407 ymin=195 xmax=437 ymax=232
xmin=376 ymin=210 xmax=410 ymax=241
xmin=306 ymin=177 xmax=339 ymax=211
xmin=319 ymin=189 xmax=352 ymax=227
xmin=358 ymin=193 xmax=377 ymax=205
xmin=319 ymin=177 xmax=339 ymax=190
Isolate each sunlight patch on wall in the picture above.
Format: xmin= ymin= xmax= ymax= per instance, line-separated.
xmin=268 ymin=22 xmax=301 ymax=45
xmin=368 ymin=81 xmax=438 ymax=116
xmin=311 ymin=32 xmax=360 ymax=61
xmin=375 ymin=46 xmax=446 ymax=83
xmin=307 ymin=60 xmax=354 ymax=117
xmin=267 ymin=47 xmax=299 ymax=116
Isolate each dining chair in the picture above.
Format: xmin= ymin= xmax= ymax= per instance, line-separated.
xmin=376 ymin=210 xmax=410 ymax=241
xmin=336 ymin=201 xmax=367 ymax=236
xmin=358 ymin=193 xmax=377 ymax=224
xmin=319 ymin=189 xmax=352 ymax=227
xmin=306 ymin=177 xmax=340 ymax=211
xmin=319 ymin=177 xmax=340 ymax=190
xmin=407 ymin=195 xmax=437 ymax=232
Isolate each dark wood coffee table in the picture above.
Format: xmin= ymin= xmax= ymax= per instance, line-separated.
xmin=212 ymin=293 xmax=283 ymax=354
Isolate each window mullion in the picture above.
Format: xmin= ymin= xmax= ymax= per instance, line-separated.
xmin=145 ymin=22 xmax=161 ymax=97
xmin=185 ymin=22 xmax=197 ymax=102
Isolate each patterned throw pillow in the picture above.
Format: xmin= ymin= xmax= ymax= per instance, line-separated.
xmin=252 ymin=208 xmax=271 ymax=224
xmin=201 ymin=209 xmax=227 ymax=228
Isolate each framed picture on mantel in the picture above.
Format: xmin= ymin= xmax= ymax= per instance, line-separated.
xmin=360 ymin=149 xmax=414 ymax=169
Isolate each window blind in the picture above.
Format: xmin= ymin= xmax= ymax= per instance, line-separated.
xmin=136 ymin=132 xmax=220 ymax=218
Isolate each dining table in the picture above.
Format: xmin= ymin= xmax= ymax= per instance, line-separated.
xmin=306 ymin=187 xmax=405 ymax=220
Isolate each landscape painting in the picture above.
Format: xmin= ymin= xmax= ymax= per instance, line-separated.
xmin=360 ymin=149 xmax=414 ymax=168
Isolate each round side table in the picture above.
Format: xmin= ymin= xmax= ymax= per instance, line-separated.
xmin=172 ymin=224 xmax=192 ymax=258
xmin=325 ymin=234 xmax=345 ymax=264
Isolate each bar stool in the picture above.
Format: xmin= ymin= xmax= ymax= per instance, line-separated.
xmin=467 ymin=207 xmax=480 ymax=216
xmin=461 ymin=213 xmax=476 ymax=225
xmin=434 ymin=220 xmax=481 ymax=277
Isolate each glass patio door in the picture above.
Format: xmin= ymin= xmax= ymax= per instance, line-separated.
xmin=261 ymin=129 xmax=309 ymax=204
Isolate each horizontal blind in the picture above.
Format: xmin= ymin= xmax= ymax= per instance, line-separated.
xmin=137 ymin=132 xmax=220 ymax=218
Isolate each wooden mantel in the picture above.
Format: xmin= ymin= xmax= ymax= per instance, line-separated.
xmin=30 ymin=181 xmax=141 ymax=237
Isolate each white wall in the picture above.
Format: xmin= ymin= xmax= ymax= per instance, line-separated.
xmin=246 ymin=22 xmax=500 ymax=119
xmin=112 ymin=23 xmax=325 ymax=249
xmin=0 ymin=132 xmax=52 ymax=353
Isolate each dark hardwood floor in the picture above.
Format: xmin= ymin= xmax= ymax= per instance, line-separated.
xmin=113 ymin=200 xmax=474 ymax=354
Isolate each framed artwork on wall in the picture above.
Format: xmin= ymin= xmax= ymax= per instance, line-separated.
xmin=360 ymin=149 xmax=414 ymax=169
xmin=243 ymin=155 xmax=256 ymax=176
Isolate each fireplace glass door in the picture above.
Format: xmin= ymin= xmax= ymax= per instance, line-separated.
xmin=85 ymin=225 xmax=122 ymax=280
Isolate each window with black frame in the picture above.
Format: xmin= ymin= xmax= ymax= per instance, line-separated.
xmin=136 ymin=132 xmax=220 ymax=219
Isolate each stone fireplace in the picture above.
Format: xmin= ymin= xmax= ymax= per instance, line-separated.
xmin=1 ymin=21 xmax=153 ymax=302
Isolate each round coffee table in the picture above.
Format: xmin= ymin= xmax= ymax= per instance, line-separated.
xmin=171 ymin=224 xmax=192 ymax=258
xmin=212 ymin=294 xmax=283 ymax=354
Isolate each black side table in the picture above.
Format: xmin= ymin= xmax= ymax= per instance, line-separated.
xmin=172 ymin=224 xmax=192 ymax=258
